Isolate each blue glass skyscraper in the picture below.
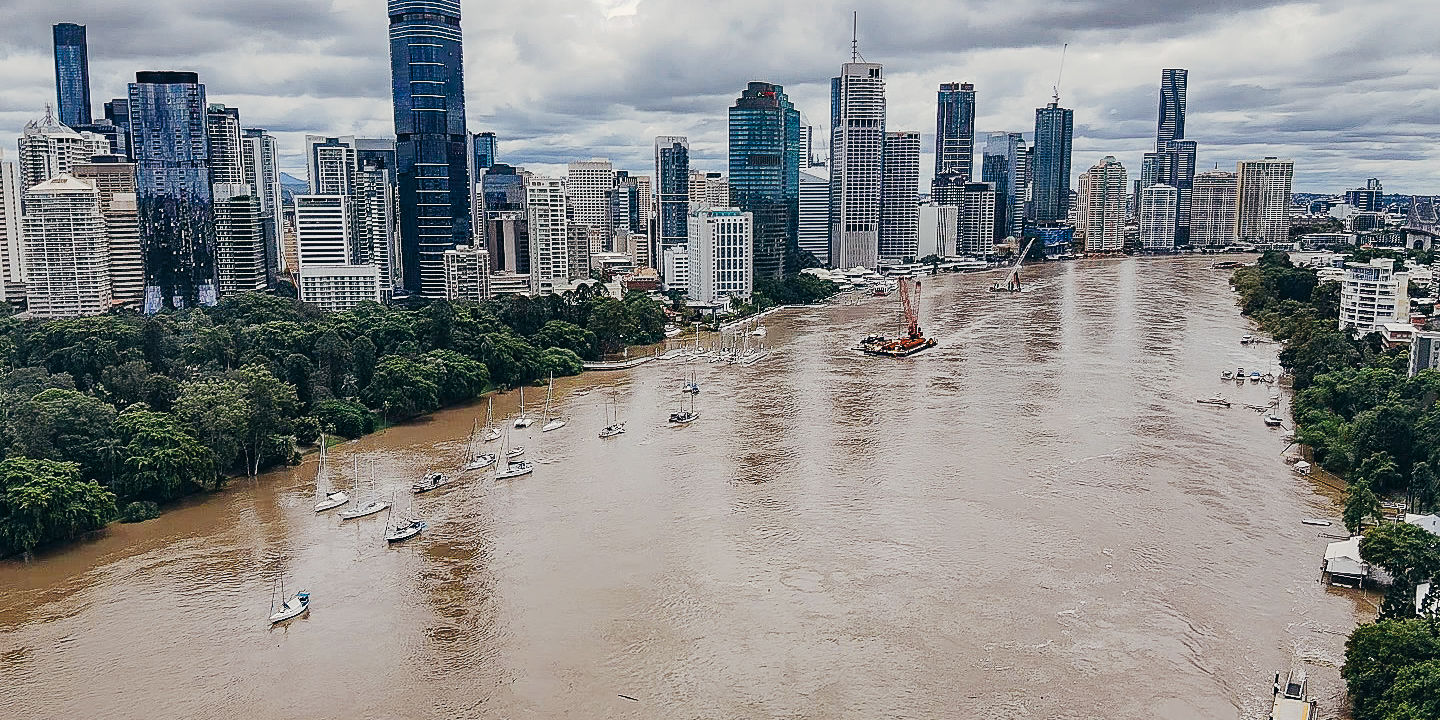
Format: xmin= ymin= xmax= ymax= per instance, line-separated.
xmin=388 ymin=0 xmax=471 ymax=297
xmin=472 ymin=132 xmax=497 ymax=173
xmin=128 ymin=71 xmax=217 ymax=311
xmin=934 ymin=82 xmax=975 ymax=180
xmin=1157 ymin=69 xmax=1187 ymax=151
xmin=53 ymin=23 xmax=92 ymax=127
xmin=728 ymin=82 xmax=800 ymax=279
xmin=654 ymin=136 xmax=689 ymax=248
xmin=1030 ymin=102 xmax=1073 ymax=224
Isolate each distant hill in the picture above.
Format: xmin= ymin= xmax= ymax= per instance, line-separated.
xmin=280 ymin=173 xmax=307 ymax=204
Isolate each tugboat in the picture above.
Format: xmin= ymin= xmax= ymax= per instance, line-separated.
xmin=1269 ymin=670 xmax=1317 ymax=720
xmin=860 ymin=277 xmax=938 ymax=358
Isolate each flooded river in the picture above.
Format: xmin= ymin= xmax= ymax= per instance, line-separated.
xmin=0 ymin=257 xmax=1365 ymax=719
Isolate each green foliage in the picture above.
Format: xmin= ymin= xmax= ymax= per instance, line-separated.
xmin=365 ymin=356 xmax=441 ymax=420
xmin=114 ymin=410 xmax=216 ymax=503
xmin=1361 ymin=522 xmax=1440 ymax=619
xmin=311 ymin=400 xmax=375 ymax=439
xmin=1344 ymin=620 xmax=1440 ymax=720
xmin=754 ymin=274 xmax=840 ymax=307
xmin=534 ymin=320 xmax=597 ymax=360
xmin=1343 ymin=479 xmax=1382 ymax=535
xmin=0 ymin=457 xmax=115 ymax=557
xmin=6 ymin=388 xmax=119 ymax=484
xmin=119 ymin=501 xmax=161 ymax=524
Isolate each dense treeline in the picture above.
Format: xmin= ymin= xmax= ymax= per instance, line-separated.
xmin=1233 ymin=251 xmax=1440 ymax=719
xmin=0 ymin=286 xmax=667 ymax=557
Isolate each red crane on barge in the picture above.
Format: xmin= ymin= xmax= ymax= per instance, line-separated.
xmin=859 ymin=276 xmax=938 ymax=358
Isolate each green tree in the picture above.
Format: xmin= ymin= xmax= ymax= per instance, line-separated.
xmin=537 ymin=347 xmax=584 ymax=378
xmin=364 ymin=356 xmax=441 ymax=420
xmin=1361 ymin=522 xmax=1440 ymax=619
xmin=174 ymin=376 xmax=248 ymax=473
xmin=1344 ymin=619 xmax=1440 ymax=720
xmin=534 ymin=320 xmax=597 ymax=360
xmin=114 ymin=410 xmax=216 ymax=503
xmin=0 ymin=457 xmax=116 ymax=557
xmin=6 ymin=388 xmax=119 ymax=484
xmin=423 ymin=349 xmax=489 ymax=406
xmin=312 ymin=399 xmax=375 ymax=439
xmin=1344 ymin=478 xmax=1382 ymax=535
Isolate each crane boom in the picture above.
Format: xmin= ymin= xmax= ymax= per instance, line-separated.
xmin=899 ymin=276 xmax=921 ymax=338
xmin=1005 ymin=238 xmax=1039 ymax=291
xmin=1052 ymin=43 xmax=1068 ymax=104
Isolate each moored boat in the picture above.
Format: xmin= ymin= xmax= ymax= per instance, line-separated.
xmin=1196 ymin=396 xmax=1232 ymax=408
xmin=1269 ymin=670 xmax=1317 ymax=720
xmin=496 ymin=460 xmax=533 ymax=480
xmin=463 ymin=453 xmax=497 ymax=471
xmin=268 ymin=584 xmax=309 ymax=625
xmin=338 ymin=499 xmax=389 ymax=520
xmin=385 ymin=519 xmax=426 ymax=543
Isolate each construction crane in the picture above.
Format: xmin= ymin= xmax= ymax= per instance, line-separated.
xmin=992 ymin=237 xmax=1039 ymax=293
xmin=899 ymin=276 xmax=921 ymax=339
xmin=1052 ymin=43 xmax=1068 ymax=105
xmin=859 ymin=275 xmax=937 ymax=358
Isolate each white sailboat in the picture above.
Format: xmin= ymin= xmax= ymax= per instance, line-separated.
xmin=461 ymin=418 xmax=497 ymax=471
xmin=541 ymin=374 xmax=567 ymax=432
xmin=481 ymin=398 xmax=502 ymax=442
xmin=495 ymin=429 xmax=534 ymax=480
xmin=513 ymin=386 xmax=536 ymax=428
xmin=669 ymin=387 xmax=700 ymax=425
xmin=312 ymin=435 xmax=350 ymax=512
xmin=383 ymin=499 xmax=426 ymax=543
xmin=339 ymin=463 xmax=390 ymax=519
xmin=267 ymin=578 xmax=309 ymax=625
xmin=599 ymin=392 xmax=626 ymax=438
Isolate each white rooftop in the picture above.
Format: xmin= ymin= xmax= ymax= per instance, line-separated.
xmin=1323 ymin=536 xmax=1369 ymax=578
xmin=1405 ymin=513 xmax=1440 ymax=536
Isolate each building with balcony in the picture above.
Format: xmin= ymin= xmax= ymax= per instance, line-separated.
xmin=1339 ymin=258 xmax=1409 ymax=334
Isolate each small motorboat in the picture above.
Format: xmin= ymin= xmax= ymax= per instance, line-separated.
xmin=314 ymin=491 xmax=349 ymax=513
xmin=1241 ymin=334 xmax=1255 ymax=345
xmin=496 ymin=461 xmax=534 ymax=480
xmin=599 ymin=422 xmax=626 ymax=439
xmin=1301 ymin=519 xmax=1332 ymax=527
xmin=1270 ymin=670 xmax=1317 ymax=720
xmin=683 ymin=382 xmax=700 ymax=395
xmin=506 ymin=446 xmax=525 ymax=459
xmin=385 ymin=519 xmax=427 ymax=543
xmin=1262 ymin=372 xmax=1276 ymax=384
xmin=669 ymin=410 xmax=700 ymax=425
xmin=1221 ymin=370 xmax=1234 ymax=381
xmin=542 ymin=418 xmax=567 ymax=433
xmin=1265 ymin=415 xmax=1285 ymax=427
xmin=412 ymin=472 xmax=453 ymax=494
xmin=481 ymin=427 xmax=502 ymax=443
xmin=463 ymin=454 xmax=497 ymax=472
xmin=268 ymin=591 xmax=310 ymax=625
xmin=1250 ymin=371 xmax=1263 ymax=382
xmin=339 ymin=499 xmax=390 ymax=520
xmin=1196 ymin=396 xmax=1231 ymax=408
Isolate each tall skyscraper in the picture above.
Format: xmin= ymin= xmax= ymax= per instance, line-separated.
xmin=797 ymin=169 xmax=829 ymax=266
xmin=934 ymin=82 xmax=976 ymax=181
xmin=1157 ymin=69 xmax=1188 ymax=150
xmin=22 ymin=175 xmax=109 ymax=318
xmin=655 ymin=136 xmax=690 ymax=254
xmin=567 ymin=159 xmax=616 ymax=239
xmin=526 ymin=175 xmax=569 ymax=289
xmin=17 ymin=106 xmax=111 ymax=189
xmin=472 ymin=131 xmax=497 ymax=172
xmin=1082 ymin=156 xmax=1127 ymax=253
xmin=128 ymin=71 xmax=217 ymax=310
xmin=294 ymin=195 xmax=355 ymax=268
xmin=52 ymin=24 xmax=92 ymax=128
xmin=387 ymin=0 xmax=471 ymax=297
xmin=306 ymin=136 xmax=358 ymax=196
xmin=1139 ymin=184 xmax=1178 ymax=251
xmin=480 ymin=163 xmax=530 ymax=275
xmin=982 ymin=132 xmax=1027 ymax=240
xmin=206 ymin=104 xmax=245 ymax=186
xmin=103 ymin=99 xmax=131 ymax=158
xmin=830 ymin=60 xmax=886 ymax=268
xmin=728 ymin=81 xmax=800 ymax=280
xmin=356 ymin=164 xmax=399 ymax=290
xmin=1235 ymin=158 xmax=1294 ymax=245
xmin=212 ymin=183 xmax=269 ymax=295
xmin=71 ymin=158 xmax=144 ymax=306
xmin=955 ymin=182 xmax=998 ymax=256
xmin=879 ymin=130 xmax=920 ymax=261
xmin=1190 ymin=170 xmax=1238 ymax=248
xmin=1031 ymin=102 xmax=1073 ymax=225
xmin=241 ymin=128 xmax=283 ymax=280
xmin=0 ymin=150 xmax=25 ymax=301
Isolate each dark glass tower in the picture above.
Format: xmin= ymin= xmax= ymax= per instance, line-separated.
xmin=472 ymin=131 xmax=497 ymax=172
xmin=1030 ymin=102 xmax=1073 ymax=224
xmin=934 ymin=82 xmax=975 ymax=180
xmin=654 ymin=136 xmax=690 ymax=248
xmin=128 ymin=71 xmax=217 ymax=311
xmin=53 ymin=23 xmax=92 ymax=127
xmin=728 ymin=82 xmax=800 ymax=279
xmin=388 ymin=0 xmax=471 ymax=297
xmin=1157 ymin=69 xmax=1187 ymax=151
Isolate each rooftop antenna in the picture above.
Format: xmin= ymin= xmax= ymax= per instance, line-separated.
xmin=850 ymin=11 xmax=865 ymax=62
xmin=1052 ymin=43 xmax=1068 ymax=105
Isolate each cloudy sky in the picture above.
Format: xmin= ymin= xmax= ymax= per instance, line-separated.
xmin=0 ymin=0 xmax=1435 ymax=193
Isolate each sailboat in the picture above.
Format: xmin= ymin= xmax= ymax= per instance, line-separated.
xmin=599 ymin=392 xmax=626 ymax=438
xmin=461 ymin=418 xmax=497 ymax=471
xmin=541 ymin=374 xmax=567 ymax=432
xmin=513 ymin=386 xmax=536 ymax=428
xmin=383 ymin=497 xmax=426 ymax=543
xmin=495 ymin=428 xmax=534 ymax=480
xmin=339 ymin=461 xmax=390 ymax=519
xmin=669 ymin=387 xmax=700 ymax=425
xmin=267 ymin=578 xmax=310 ymax=625
xmin=481 ymin=398 xmax=502 ymax=442
xmin=312 ymin=435 xmax=350 ymax=512
xmin=683 ymin=366 xmax=699 ymax=395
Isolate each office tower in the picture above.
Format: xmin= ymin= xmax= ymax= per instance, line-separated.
xmin=103 ymin=99 xmax=131 ymax=158
xmin=306 ymin=136 xmax=358 ymax=196
xmin=22 ymin=175 xmax=109 ymax=317
xmin=568 ymin=159 xmax=615 ymax=238
xmin=1082 ymin=156 xmax=1127 ymax=253
xmin=241 ymin=129 xmax=282 ymax=280
xmin=1235 ymin=158 xmax=1294 ymax=245
xmin=1191 ymin=170 xmax=1237 ymax=248
xmin=354 ymin=138 xmax=397 ymax=172
xmin=71 ymin=158 xmax=143 ymax=306
xmin=17 ymin=106 xmax=112 ymax=189
xmin=1162 ymin=140 xmax=1197 ymax=243
xmin=1345 ymin=186 xmax=1381 ymax=212
xmin=566 ymin=224 xmax=592 ymax=281
xmin=634 ymin=175 xmax=653 ymax=223
xmin=0 ymin=151 xmax=24 ymax=301
xmin=687 ymin=207 xmax=753 ymax=305
xmin=1139 ymin=184 xmax=1178 ymax=251
xmin=1030 ymin=102 xmax=1073 ymax=224
xmin=982 ymin=132 xmax=1027 ymax=240
xmin=798 ymin=119 xmax=814 ymax=168
xmin=356 ymin=164 xmax=399 ymax=290
xmin=879 ymin=130 xmax=920 ymax=261
xmin=956 ymin=182 xmax=997 ymax=256
xmin=1156 ymin=69 xmax=1187 ymax=150
xmin=829 ymin=60 xmax=886 ymax=268
xmin=53 ymin=24 xmax=92 ymax=128
xmin=655 ymin=136 xmax=690 ymax=253
xmin=797 ymin=169 xmax=829 ymax=266
xmin=472 ymin=131 xmax=496 ymax=172
xmin=481 ymin=164 xmax=530 ymax=275
xmin=212 ymin=184 xmax=269 ymax=294
xmin=728 ymin=81 xmax=800 ymax=279
xmin=443 ymin=245 xmax=491 ymax=301
xmin=206 ymin=105 xmax=245 ymax=185
xmin=294 ymin=195 xmax=356 ymax=268
xmin=934 ymin=82 xmax=976 ymax=183
xmin=387 ymin=0 xmax=471 ymax=297
xmin=526 ymin=175 xmax=569 ymax=289
xmin=661 ymin=245 xmax=689 ymax=292
xmin=128 ymin=71 xmax=218 ymax=310
xmin=611 ymin=172 xmax=642 ymax=234
xmin=919 ymin=204 xmax=958 ymax=257
xmin=1074 ymin=171 xmax=1090 ymax=230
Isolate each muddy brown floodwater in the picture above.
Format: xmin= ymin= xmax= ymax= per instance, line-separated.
xmin=1 ymin=256 xmax=1367 ymax=719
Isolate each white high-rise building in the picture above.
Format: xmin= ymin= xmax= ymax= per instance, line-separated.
xmin=1340 ymin=258 xmax=1409 ymax=333
xmin=306 ymin=136 xmax=357 ymax=196
xmin=213 ymin=183 xmax=269 ymax=295
xmin=71 ymin=159 xmax=143 ymax=307
xmin=21 ymin=175 xmax=110 ymax=318
xmin=568 ymin=159 xmax=614 ymax=236
xmin=1191 ymin=170 xmax=1238 ymax=248
xmin=919 ymin=203 xmax=959 ymax=257
xmin=241 ymin=129 xmax=283 ymax=272
xmin=1082 ymin=156 xmax=1128 ymax=253
xmin=294 ymin=195 xmax=354 ymax=268
xmin=662 ymin=244 xmax=689 ymax=293
xmin=879 ymin=130 xmax=920 ymax=262
xmin=1139 ymin=184 xmax=1179 ymax=251
xmin=526 ymin=175 xmax=569 ymax=289
xmin=206 ymin=104 xmax=245 ymax=186
xmin=956 ymin=182 xmax=997 ymax=256
xmin=0 ymin=149 xmax=25 ymax=301
xmin=297 ymin=264 xmax=381 ymax=312
xmin=798 ymin=169 xmax=829 ymax=266
xmin=687 ymin=207 xmax=753 ymax=305
xmin=1236 ymin=157 xmax=1294 ymax=245
xmin=17 ymin=107 xmax=111 ymax=189
xmin=356 ymin=166 xmax=399 ymax=291
xmin=443 ymin=245 xmax=491 ymax=302
xmin=830 ymin=61 xmax=886 ymax=269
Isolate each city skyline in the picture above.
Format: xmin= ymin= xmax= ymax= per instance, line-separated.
xmin=0 ymin=1 xmax=1431 ymax=193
